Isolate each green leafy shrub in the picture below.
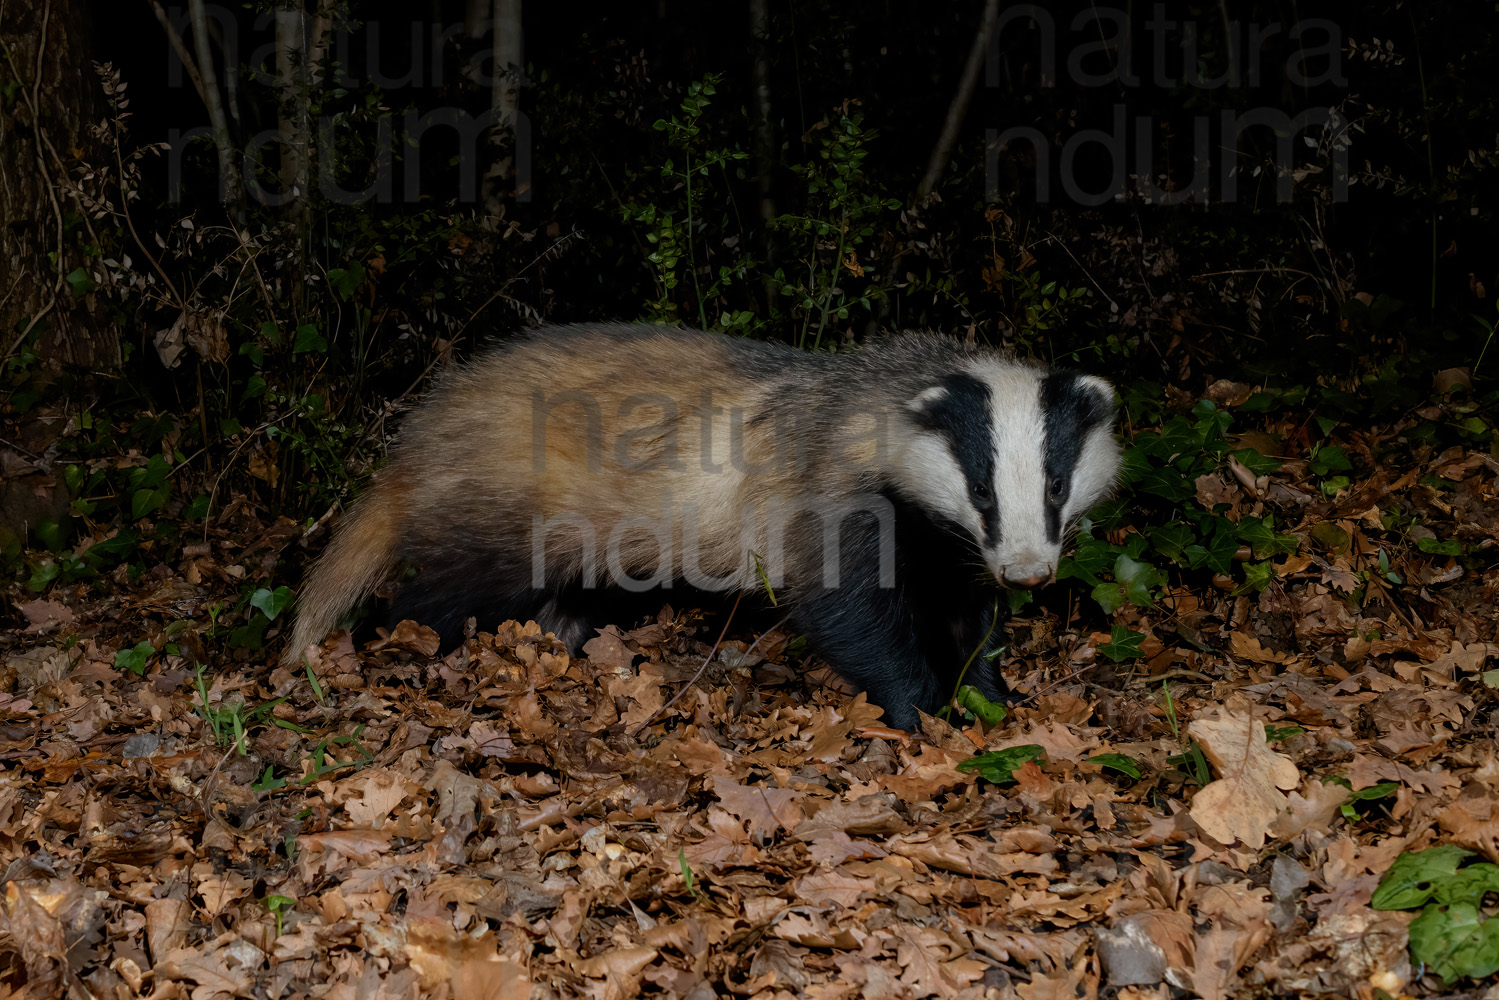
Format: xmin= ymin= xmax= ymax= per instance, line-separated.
xmin=1372 ymin=844 xmax=1499 ymax=982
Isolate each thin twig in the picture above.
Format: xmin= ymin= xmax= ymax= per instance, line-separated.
xmin=918 ymin=0 xmax=1001 ymax=201
xmin=0 ymin=297 xmax=56 ymax=369
xmin=1040 ymin=232 xmax=1118 ymax=311
xmin=145 ymin=0 xmax=212 ymax=109
xmin=629 ymin=593 xmax=746 ymax=738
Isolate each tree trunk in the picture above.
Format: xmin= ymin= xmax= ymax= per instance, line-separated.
xmin=918 ymin=0 xmax=1002 ymax=202
xmin=275 ymin=6 xmax=329 ymax=213
xmin=464 ymin=0 xmax=489 ymax=38
xmin=188 ymin=0 xmax=243 ymax=222
xmin=0 ymin=0 xmax=117 ymax=368
xmin=481 ymin=0 xmax=523 ymax=218
xmin=276 ymin=8 xmax=308 ymax=210
xmin=749 ymin=0 xmax=775 ymax=225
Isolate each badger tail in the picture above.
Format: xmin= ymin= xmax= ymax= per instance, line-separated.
xmin=282 ymin=475 xmax=407 ymax=666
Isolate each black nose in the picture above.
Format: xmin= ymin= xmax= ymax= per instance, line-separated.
xmin=1001 ymin=571 xmax=1051 ymax=590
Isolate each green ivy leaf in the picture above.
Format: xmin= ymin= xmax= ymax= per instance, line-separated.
xmin=326 ymin=261 xmax=366 ymax=302
xmin=1098 ymin=625 xmax=1146 ymax=662
xmin=249 ymin=586 xmax=294 ymax=622
xmin=82 ymin=530 xmax=137 ymax=569
xmin=292 ymin=324 xmax=328 ymax=354
xmin=131 ymin=485 xmax=171 ymax=519
xmin=1058 ymin=532 xmax=1116 ymax=587
xmin=181 ymin=495 xmax=211 ymax=521
xmin=1231 ymin=447 xmax=1281 ymax=475
xmin=1418 ymin=536 xmax=1463 ymax=557
xmin=1136 ymin=467 xmax=1197 ymax=503
xmin=1409 ymin=902 xmax=1499 ymax=982
xmin=113 ymin=641 xmax=154 ymax=676
xmin=1309 ymin=444 xmax=1353 ymax=476
xmin=1087 ymin=753 xmax=1141 ymax=778
xmin=1237 ymin=516 xmax=1298 ymax=559
xmin=128 ymin=454 xmax=172 ymax=490
xmin=1372 ymin=844 xmax=1475 ymax=910
xmin=1113 ymin=554 xmax=1163 ymax=608
xmin=956 ymin=745 xmax=1044 ymax=784
xmin=1235 ymin=560 xmax=1278 ymax=594
xmin=229 ymin=612 xmax=270 ymax=649
xmin=65 ymin=267 xmax=96 ymax=298
xmin=954 ymin=686 xmax=1007 ymax=727
xmin=1310 ymin=522 xmax=1351 ymax=554
xmin=27 ymin=559 xmax=61 ymax=592
xmin=1148 ymin=522 xmax=1195 ymax=564
xmin=1184 ymin=524 xmax=1241 ymax=575
xmin=33 ymin=518 xmax=67 ymax=553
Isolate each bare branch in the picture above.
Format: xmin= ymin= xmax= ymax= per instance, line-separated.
xmin=187 ymin=0 xmax=244 ymax=221
xmin=918 ymin=0 xmax=1002 ymax=202
xmin=145 ymin=0 xmax=210 ymax=109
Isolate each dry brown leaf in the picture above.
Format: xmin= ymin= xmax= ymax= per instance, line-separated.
xmin=888 ymin=830 xmax=1057 ymax=879
xmin=711 ymin=776 xmax=804 ymax=840
xmin=1438 ymin=785 xmax=1499 ymax=860
xmin=1229 ymin=631 xmax=1291 ymax=664
xmin=339 ymin=769 xmax=416 ymax=828
xmin=1188 ymin=713 xmax=1301 ymax=849
xmin=895 ymin=925 xmax=987 ymax=997
xmin=1344 ymin=754 xmax=1460 ymax=796
xmin=582 ymin=626 xmax=637 ymax=672
xmin=371 ymin=619 xmax=440 ymax=656
xmin=794 ymin=869 xmax=877 ymax=909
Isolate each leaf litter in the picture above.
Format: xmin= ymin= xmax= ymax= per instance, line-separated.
xmin=1 ymin=407 xmax=1499 ymax=998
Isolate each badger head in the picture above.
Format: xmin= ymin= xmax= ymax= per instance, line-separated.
xmin=899 ymin=364 xmax=1121 ymax=589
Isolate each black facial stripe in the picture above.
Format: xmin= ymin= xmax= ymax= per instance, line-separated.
xmin=910 ymin=373 xmax=999 ymax=544
xmin=1040 ymin=371 xmax=1112 ymax=543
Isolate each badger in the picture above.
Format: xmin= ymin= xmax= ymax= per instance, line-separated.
xmin=285 ymin=324 xmax=1120 ymax=730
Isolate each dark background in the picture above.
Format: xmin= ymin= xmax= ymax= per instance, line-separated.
xmin=3 ymin=0 xmax=1496 ymax=538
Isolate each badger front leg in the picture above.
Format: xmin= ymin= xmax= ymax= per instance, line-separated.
xmin=943 ymin=597 xmax=1011 ymax=707
xmin=788 ymin=579 xmax=942 ymax=733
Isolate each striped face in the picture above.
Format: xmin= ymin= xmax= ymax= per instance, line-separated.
xmin=901 ymin=364 xmax=1119 ymax=589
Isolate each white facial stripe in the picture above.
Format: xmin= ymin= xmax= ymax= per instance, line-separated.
xmin=968 ymin=365 xmax=1051 ymax=578
xmin=1063 ymin=425 xmax=1122 ymax=526
xmin=898 ymin=433 xmax=983 ymax=536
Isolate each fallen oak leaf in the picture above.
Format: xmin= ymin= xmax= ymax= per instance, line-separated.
xmin=368 ymin=619 xmax=440 ymax=657
xmin=1187 ymin=713 xmax=1300 ymax=849
xmin=16 ymin=599 xmax=74 ymax=634
xmin=576 ymin=947 xmax=658 ymax=1000
xmin=886 ymin=830 xmax=1057 ymax=879
xmin=582 ymin=626 xmax=637 ymax=673
xmin=793 ymin=869 xmax=877 ymax=909
xmin=710 ymin=776 xmax=804 ymax=841
xmin=896 ymin=925 xmax=987 ymax=997
xmin=1344 ymin=754 xmax=1459 ymax=796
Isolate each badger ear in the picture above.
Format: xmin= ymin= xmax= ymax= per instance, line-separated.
xmin=1077 ymin=374 xmax=1119 ymax=416
xmin=905 ymin=384 xmax=949 ymax=415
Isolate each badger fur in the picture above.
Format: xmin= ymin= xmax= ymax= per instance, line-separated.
xmin=286 ymin=324 xmax=1120 ymax=730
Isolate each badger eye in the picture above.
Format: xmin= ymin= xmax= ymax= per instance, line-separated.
xmin=971 ymin=481 xmax=992 ymax=502
xmin=1048 ymin=477 xmax=1065 ymax=500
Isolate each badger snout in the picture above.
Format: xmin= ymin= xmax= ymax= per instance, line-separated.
xmin=993 ymin=549 xmax=1057 ymax=590
xmin=1000 ymin=567 xmax=1054 ymax=590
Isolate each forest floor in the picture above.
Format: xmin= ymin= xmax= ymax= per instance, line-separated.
xmin=3 ymin=399 xmax=1499 ymax=1000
